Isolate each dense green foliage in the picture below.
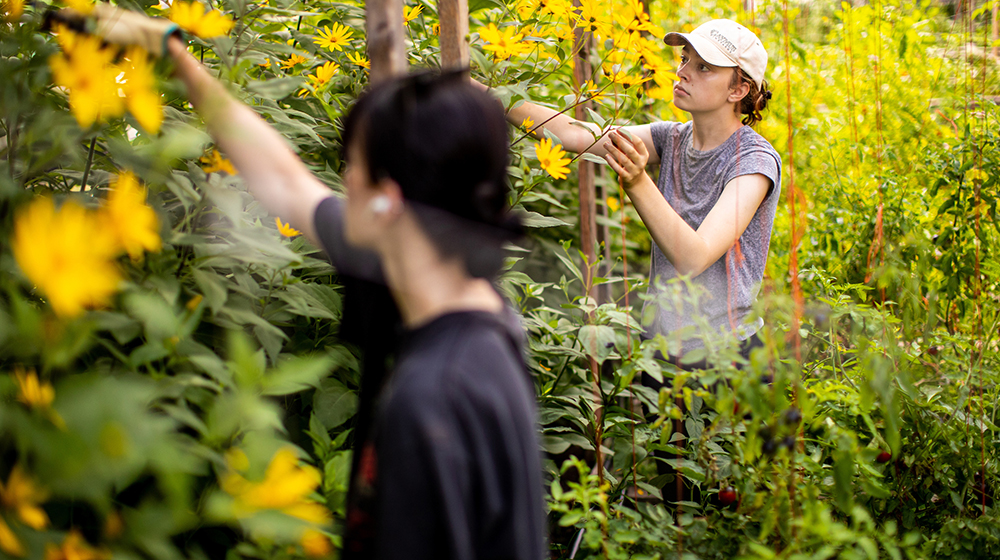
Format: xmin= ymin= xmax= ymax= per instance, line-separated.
xmin=1 ymin=0 xmax=999 ymax=558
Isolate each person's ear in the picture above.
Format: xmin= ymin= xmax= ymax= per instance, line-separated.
xmin=728 ymin=76 xmax=751 ymax=104
xmin=371 ymin=177 xmax=405 ymax=219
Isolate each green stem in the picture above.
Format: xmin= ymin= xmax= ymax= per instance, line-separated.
xmin=80 ymin=137 xmax=97 ymax=193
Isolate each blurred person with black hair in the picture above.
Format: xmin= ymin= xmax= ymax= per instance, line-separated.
xmin=57 ymin=6 xmax=546 ymax=559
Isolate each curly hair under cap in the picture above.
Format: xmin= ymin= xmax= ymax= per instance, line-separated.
xmin=729 ymin=67 xmax=770 ymax=127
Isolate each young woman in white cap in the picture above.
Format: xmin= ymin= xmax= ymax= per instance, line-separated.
xmin=482 ymin=19 xmax=781 ymax=369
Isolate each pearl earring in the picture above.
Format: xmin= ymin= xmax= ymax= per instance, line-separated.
xmin=369 ymin=196 xmax=392 ymax=215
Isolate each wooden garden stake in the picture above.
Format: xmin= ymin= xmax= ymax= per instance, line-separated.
xmin=438 ymin=0 xmax=470 ymax=72
xmin=992 ymin=0 xmax=998 ymax=60
xmin=366 ymin=0 xmax=407 ymax=84
xmin=572 ymin=1 xmax=597 ymax=298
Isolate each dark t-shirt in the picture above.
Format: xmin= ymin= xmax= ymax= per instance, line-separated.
xmin=314 ymin=197 xmax=546 ymax=560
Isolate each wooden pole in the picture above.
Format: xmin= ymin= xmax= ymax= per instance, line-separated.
xmin=438 ymin=0 xmax=470 ymax=71
xmin=367 ymin=0 xmax=407 ymax=84
xmin=992 ymin=0 xmax=998 ymax=60
xmin=572 ymin=4 xmax=597 ymax=296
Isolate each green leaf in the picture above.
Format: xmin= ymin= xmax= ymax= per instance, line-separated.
xmin=247 ymin=77 xmax=306 ymax=100
xmin=578 ymin=324 xmax=616 ymax=364
xmin=262 ymin=353 xmax=336 ymax=396
xmin=313 ymin=377 xmax=358 ymax=429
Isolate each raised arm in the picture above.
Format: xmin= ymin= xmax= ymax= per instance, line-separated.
xmin=604 ymin=129 xmax=770 ymax=277
xmin=470 ymin=80 xmax=659 ymax=164
xmin=166 ymin=37 xmax=331 ymax=245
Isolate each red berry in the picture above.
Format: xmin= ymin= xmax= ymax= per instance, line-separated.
xmin=877 ymin=451 xmax=891 ymax=463
xmin=719 ymin=487 xmax=737 ymax=506
xmin=927 ymin=346 xmax=939 ymax=356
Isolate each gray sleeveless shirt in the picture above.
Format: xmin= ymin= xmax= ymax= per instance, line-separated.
xmin=643 ymin=121 xmax=782 ymax=351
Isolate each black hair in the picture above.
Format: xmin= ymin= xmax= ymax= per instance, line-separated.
xmin=341 ymin=69 xmax=521 ymax=278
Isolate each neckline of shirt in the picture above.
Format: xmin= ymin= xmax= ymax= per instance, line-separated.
xmin=683 ymin=123 xmax=748 ymax=158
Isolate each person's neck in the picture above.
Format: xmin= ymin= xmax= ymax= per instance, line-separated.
xmin=689 ymin=110 xmax=744 ymax=152
xmin=378 ymin=216 xmax=503 ymax=329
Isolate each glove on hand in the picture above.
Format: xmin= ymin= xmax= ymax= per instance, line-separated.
xmin=49 ymin=3 xmax=182 ymax=57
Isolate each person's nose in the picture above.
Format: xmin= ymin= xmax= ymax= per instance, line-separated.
xmin=676 ymin=62 xmax=690 ymax=81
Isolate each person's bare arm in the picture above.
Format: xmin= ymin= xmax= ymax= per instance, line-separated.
xmin=604 ymin=129 xmax=770 ymax=277
xmin=470 ymin=80 xmax=659 ymax=164
xmin=166 ymin=37 xmax=331 ymax=245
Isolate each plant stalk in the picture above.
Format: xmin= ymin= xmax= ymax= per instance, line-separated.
xmin=80 ymin=137 xmax=97 ymax=193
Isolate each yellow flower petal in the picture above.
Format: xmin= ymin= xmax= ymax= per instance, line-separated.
xmin=313 ymin=23 xmax=353 ymax=52
xmin=0 ymin=518 xmax=24 ymax=557
xmin=200 ymin=150 xmax=237 ymax=175
xmin=0 ymin=465 xmax=49 ymax=531
xmin=102 ymin=171 xmax=161 ymax=260
xmin=13 ymin=197 xmax=121 ymax=317
xmin=14 ymin=367 xmax=54 ymax=410
xmin=222 ymin=448 xmax=330 ymax=524
xmin=2 ymin=0 xmax=24 ymax=22
xmin=535 ymin=138 xmax=571 ymax=180
xmin=276 ymin=217 xmax=302 ymax=237
xmin=122 ymin=48 xmax=163 ymax=134
xmin=49 ymin=33 xmax=125 ymax=128
xmin=169 ymin=1 xmax=233 ymax=39
xmin=301 ymin=528 xmax=332 ymax=558
xmin=403 ymin=4 xmax=423 ymax=24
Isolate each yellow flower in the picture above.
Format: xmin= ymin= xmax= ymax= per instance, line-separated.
xmin=299 ymin=61 xmax=338 ymax=96
xmin=44 ymin=530 xmax=107 ymax=560
xmin=606 ymin=196 xmax=620 ymax=213
xmin=221 ymin=448 xmax=331 ymax=525
xmin=521 ymin=117 xmax=535 ymax=131
xmin=63 ymin=0 xmax=93 ymax=14
xmin=478 ymin=23 xmax=532 ymax=60
xmin=537 ymin=0 xmax=573 ymax=19
xmin=515 ymin=0 xmax=571 ymax=19
xmin=13 ymin=197 xmax=121 ymax=318
xmin=102 ymin=171 xmax=162 ymax=260
xmin=169 ymin=1 xmax=234 ymax=39
xmin=301 ymin=529 xmax=332 ymax=558
xmin=275 ymin=217 xmax=301 ymax=237
xmin=13 ymin=368 xmax=54 ymax=411
xmin=403 ymin=4 xmax=423 ymax=24
xmin=281 ymin=54 xmax=309 ymax=70
xmin=49 ymin=32 xmax=125 ymax=129
xmin=200 ymin=149 xmax=237 ymax=175
xmin=602 ymin=65 xmax=650 ymax=90
xmin=575 ymin=0 xmax=612 ymax=37
xmin=2 ymin=0 xmax=24 ymax=22
xmin=582 ymin=79 xmax=607 ymax=102
xmin=346 ymin=51 xmax=370 ymax=69
xmin=313 ymin=23 xmax=353 ymax=52
xmin=121 ymin=47 xmax=163 ymax=134
xmin=431 ymin=23 xmax=440 ymax=36
xmin=0 ymin=518 xmax=24 ymax=557
xmin=535 ymin=138 xmax=571 ymax=180
xmin=0 ymin=465 xmax=49 ymax=531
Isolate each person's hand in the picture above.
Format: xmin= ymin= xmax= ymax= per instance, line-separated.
xmin=604 ymin=128 xmax=649 ymax=189
xmin=48 ymin=3 xmax=181 ymax=57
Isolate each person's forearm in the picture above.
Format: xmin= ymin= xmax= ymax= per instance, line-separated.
xmin=505 ymin=101 xmax=602 ymax=153
xmin=623 ymin=174 xmax=714 ymax=277
xmin=166 ymin=37 xmax=328 ymax=235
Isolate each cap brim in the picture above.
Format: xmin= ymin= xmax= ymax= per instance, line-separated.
xmin=663 ymin=32 xmax=738 ymax=68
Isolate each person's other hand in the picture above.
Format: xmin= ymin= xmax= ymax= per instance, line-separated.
xmin=49 ymin=3 xmax=181 ymax=57
xmin=604 ymin=128 xmax=649 ymax=188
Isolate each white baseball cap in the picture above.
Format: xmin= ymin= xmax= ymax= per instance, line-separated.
xmin=664 ymin=19 xmax=768 ymax=88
